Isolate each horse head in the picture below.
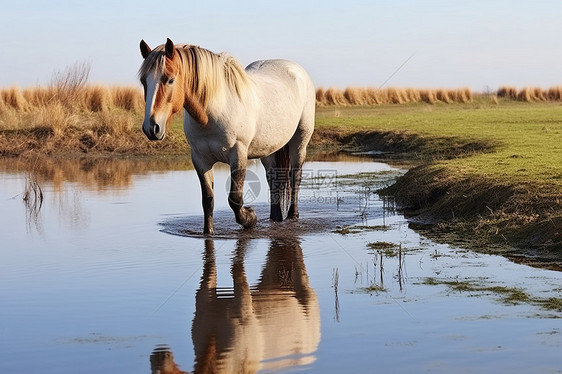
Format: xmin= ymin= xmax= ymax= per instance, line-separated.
xmin=138 ymin=38 xmax=186 ymax=141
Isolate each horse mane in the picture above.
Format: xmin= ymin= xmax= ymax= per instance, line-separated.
xmin=138 ymin=44 xmax=250 ymax=110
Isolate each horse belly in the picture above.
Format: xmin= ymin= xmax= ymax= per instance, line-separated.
xmin=247 ymin=118 xmax=298 ymax=159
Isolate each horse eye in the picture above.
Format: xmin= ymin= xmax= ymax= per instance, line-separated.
xmin=168 ymin=78 xmax=175 ymax=85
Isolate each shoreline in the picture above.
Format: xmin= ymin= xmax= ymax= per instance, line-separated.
xmin=311 ymin=127 xmax=561 ymax=263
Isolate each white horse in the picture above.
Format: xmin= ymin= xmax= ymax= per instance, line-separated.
xmin=139 ymin=38 xmax=315 ymax=235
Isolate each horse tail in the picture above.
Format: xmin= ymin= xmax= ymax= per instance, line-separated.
xmin=275 ymin=143 xmax=292 ymax=217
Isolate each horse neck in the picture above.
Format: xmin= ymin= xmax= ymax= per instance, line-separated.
xmin=178 ymin=47 xmax=251 ymax=115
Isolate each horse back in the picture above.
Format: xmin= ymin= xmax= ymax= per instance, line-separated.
xmin=244 ymin=59 xmax=315 ymax=157
xmin=246 ymin=59 xmax=313 ymax=95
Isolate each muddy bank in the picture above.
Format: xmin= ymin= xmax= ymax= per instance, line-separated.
xmin=2 ymin=126 xmax=494 ymax=160
xmin=381 ymin=165 xmax=562 ymax=264
xmin=0 ymin=126 xmax=188 ymax=158
xmin=310 ymin=127 xmax=496 ymax=160
xmin=312 ymin=128 xmax=561 ymax=261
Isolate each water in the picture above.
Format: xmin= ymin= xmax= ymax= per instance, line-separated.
xmin=0 ymin=156 xmax=560 ymax=373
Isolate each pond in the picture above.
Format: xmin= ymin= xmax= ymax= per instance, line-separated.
xmin=0 ymin=155 xmax=560 ymax=373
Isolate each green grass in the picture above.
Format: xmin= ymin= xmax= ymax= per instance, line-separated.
xmin=316 ymin=98 xmax=562 ymax=188
xmin=316 ymin=98 xmax=562 ymax=255
xmin=422 ymin=277 xmax=562 ymax=311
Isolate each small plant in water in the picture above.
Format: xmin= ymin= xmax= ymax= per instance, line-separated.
xmin=421 ymin=277 xmax=562 ymax=311
xmin=367 ymin=241 xmax=396 ymax=250
xmin=362 ymin=283 xmax=387 ymax=294
xmin=334 ymin=225 xmax=390 ymax=235
xmin=367 ymin=241 xmax=399 ymax=257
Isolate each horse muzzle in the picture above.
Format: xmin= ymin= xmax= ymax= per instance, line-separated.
xmin=142 ymin=120 xmax=165 ymax=141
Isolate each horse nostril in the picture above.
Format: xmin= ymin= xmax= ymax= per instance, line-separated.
xmin=153 ymin=124 xmax=161 ymax=135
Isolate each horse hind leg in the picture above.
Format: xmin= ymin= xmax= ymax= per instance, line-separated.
xmin=287 ymin=114 xmax=314 ymax=220
xmin=261 ymin=151 xmax=284 ymax=222
xmin=286 ymin=151 xmax=304 ymax=220
xmin=287 ymin=166 xmax=302 ymax=220
xmin=262 ymin=145 xmax=290 ymax=222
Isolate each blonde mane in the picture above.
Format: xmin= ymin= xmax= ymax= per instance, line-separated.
xmin=138 ymin=44 xmax=250 ymax=110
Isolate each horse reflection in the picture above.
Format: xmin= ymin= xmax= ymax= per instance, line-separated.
xmin=193 ymin=238 xmax=320 ymax=373
xmin=151 ymin=237 xmax=320 ymax=373
xmin=150 ymin=346 xmax=188 ymax=374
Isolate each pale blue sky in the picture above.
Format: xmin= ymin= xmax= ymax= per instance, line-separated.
xmin=2 ymin=0 xmax=561 ymax=90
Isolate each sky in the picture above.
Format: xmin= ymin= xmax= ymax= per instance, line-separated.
xmin=1 ymin=0 xmax=561 ymax=91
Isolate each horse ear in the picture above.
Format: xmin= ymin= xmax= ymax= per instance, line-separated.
xmin=165 ymin=38 xmax=175 ymax=59
xmin=140 ymin=40 xmax=151 ymax=59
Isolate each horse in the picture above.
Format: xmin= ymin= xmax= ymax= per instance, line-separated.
xmin=138 ymin=38 xmax=315 ymax=235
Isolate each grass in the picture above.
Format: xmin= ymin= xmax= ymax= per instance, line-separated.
xmin=316 ymin=86 xmax=473 ymax=105
xmin=0 ymin=62 xmax=180 ymax=156
xmin=367 ymin=241 xmax=400 ymax=257
xmin=333 ymin=225 xmax=390 ymax=235
xmin=422 ymin=277 xmax=562 ymax=311
xmin=315 ymin=99 xmax=562 ymax=193
xmin=315 ymin=98 xmax=562 ymax=256
xmin=0 ymin=83 xmax=188 ymax=157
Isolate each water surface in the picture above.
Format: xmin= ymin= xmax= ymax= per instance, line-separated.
xmin=0 ymin=156 xmax=560 ymax=373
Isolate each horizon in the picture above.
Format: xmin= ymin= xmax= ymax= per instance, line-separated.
xmin=1 ymin=1 xmax=561 ymax=91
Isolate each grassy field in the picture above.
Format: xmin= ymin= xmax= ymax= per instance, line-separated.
xmin=315 ymin=99 xmax=562 ymax=258
xmin=316 ymin=99 xmax=562 ymax=187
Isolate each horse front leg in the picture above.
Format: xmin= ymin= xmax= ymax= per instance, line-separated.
xmin=229 ymin=156 xmax=258 ymax=229
xmin=196 ymin=168 xmax=215 ymax=235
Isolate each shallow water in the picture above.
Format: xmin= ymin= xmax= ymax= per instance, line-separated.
xmin=0 ymin=155 xmax=560 ymax=373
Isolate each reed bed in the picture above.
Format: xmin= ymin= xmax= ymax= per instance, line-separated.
xmin=0 ymin=80 xmax=154 ymax=156
xmin=0 ymin=85 xmax=144 ymax=116
xmin=497 ymin=85 xmax=562 ymax=102
xmin=316 ymin=87 xmax=473 ymax=106
xmin=0 ymin=84 xmax=144 ymax=134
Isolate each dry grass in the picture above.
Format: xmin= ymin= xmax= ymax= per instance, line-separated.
xmin=0 ymin=84 xmax=145 ymax=146
xmin=496 ymin=86 xmax=517 ymax=100
xmin=497 ymin=85 xmax=562 ymax=102
xmin=0 ymin=62 xmax=156 ymax=156
xmin=316 ymin=87 xmax=472 ymax=106
xmin=0 ymin=85 xmax=144 ymax=117
xmin=317 ymin=85 xmax=562 ymax=106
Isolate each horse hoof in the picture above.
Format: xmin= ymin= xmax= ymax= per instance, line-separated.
xmin=204 ymin=222 xmax=215 ymax=236
xmin=270 ymin=205 xmax=283 ymax=222
xmin=240 ymin=207 xmax=257 ymax=229
xmin=269 ymin=214 xmax=283 ymax=222
xmin=287 ymin=206 xmax=299 ymax=220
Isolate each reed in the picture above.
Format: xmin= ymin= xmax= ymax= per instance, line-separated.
xmin=315 ymin=85 xmax=562 ymax=106
xmin=112 ymin=86 xmax=145 ymax=112
xmin=547 ymin=86 xmax=562 ymax=101
xmin=315 ymin=87 xmax=473 ymax=106
xmin=496 ymin=86 xmax=562 ymax=102
xmin=496 ymin=86 xmax=518 ymax=100
xmin=1 ymin=86 xmax=28 ymax=111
